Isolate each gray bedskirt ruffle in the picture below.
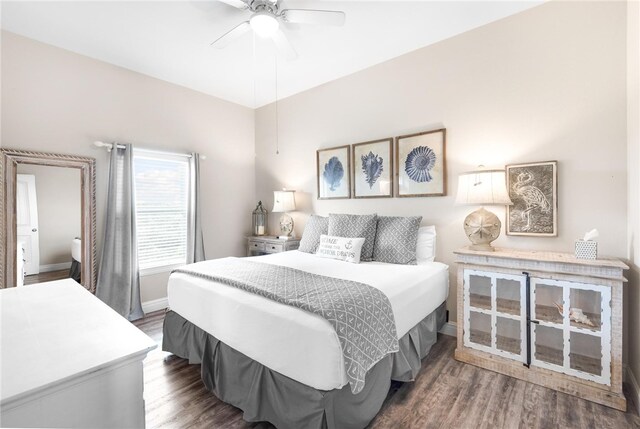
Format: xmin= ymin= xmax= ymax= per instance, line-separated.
xmin=162 ymin=302 xmax=446 ymax=429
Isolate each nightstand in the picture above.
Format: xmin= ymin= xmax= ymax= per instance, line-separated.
xmin=246 ymin=236 xmax=300 ymax=257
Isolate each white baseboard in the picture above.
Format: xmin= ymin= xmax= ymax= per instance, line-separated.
xmin=39 ymin=262 xmax=72 ymax=273
xmin=439 ymin=321 xmax=457 ymax=337
xmin=142 ymin=297 xmax=169 ymax=314
xmin=625 ymin=364 xmax=640 ymax=415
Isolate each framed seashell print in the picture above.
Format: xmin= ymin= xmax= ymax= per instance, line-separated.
xmin=352 ymin=138 xmax=393 ymax=198
xmin=317 ymin=145 xmax=351 ymax=199
xmin=395 ymin=128 xmax=446 ymax=197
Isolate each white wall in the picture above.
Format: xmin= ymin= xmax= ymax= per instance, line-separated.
xmin=626 ymin=0 xmax=640 ymax=397
xmin=255 ymin=1 xmax=628 ymax=331
xmin=16 ymin=164 xmax=81 ymax=267
xmin=1 ymin=31 xmax=255 ymax=302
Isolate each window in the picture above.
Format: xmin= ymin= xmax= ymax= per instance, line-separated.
xmin=133 ymin=152 xmax=190 ymax=272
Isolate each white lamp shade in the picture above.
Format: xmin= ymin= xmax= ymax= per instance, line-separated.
xmin=455 ymin=169 xmax=513 ymax=206
xmin=272 ymin=190 xmax=296 ymax=212
xmin=250 ymin=12 xmax=279 ymax=38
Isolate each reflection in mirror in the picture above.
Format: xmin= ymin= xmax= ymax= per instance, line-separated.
xmin=1 ymin=149 xmax=96 ymax=292
xmin=16 ymin=164 xmax=82 ymax=286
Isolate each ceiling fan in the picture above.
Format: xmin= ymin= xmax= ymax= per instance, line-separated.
xmin=212 ymin=0 xmax=346 ymax=60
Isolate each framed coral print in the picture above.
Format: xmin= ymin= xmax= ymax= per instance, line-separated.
xmin=352 ymin=138 xmax=393 ymax=198
xmin=317 ymin=145 xmax=351 ymax=199
xmin=506 ymin=161 xmax=558 ymax=236
xmin=395 ymin=128 xmax=446 ymax=197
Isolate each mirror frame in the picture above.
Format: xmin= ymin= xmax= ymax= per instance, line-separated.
xmin=1 ymin=149 xmax=97 ymax=292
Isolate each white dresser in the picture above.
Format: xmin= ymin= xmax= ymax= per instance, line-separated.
xmin=0 ymin=280 xmax=156 ymax=428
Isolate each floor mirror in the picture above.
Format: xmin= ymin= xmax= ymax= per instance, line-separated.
xmin=1 ymin=149 xmax=96 ymax=292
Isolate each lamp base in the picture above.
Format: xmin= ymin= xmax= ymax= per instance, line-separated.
xmin=463 ymin=207 xmax=501 ymax=252
xmin=278 ymin=213 xmax=294 ymax=238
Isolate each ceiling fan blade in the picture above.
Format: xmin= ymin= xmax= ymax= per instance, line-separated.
xmin=281 ymin=9 xmax=345 ymax=26
xmin=271 ymin=29 xmax=298 ymax=60
xmin=211 ymin=21 xmax=251 ymax=48
xmin=216 ymin=0 xmax=250 ymax=10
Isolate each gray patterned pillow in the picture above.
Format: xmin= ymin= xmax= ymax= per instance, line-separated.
xmin=298 ymin=215 xmax=329 ymax=253
xmin=373 ymin=216 xmax=422 ymax=265
xmin=328 ymin=214 xmax=378 ymax=261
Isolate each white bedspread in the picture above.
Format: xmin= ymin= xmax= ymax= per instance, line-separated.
xmin=167 ymin=250 xmax=448 ymax=390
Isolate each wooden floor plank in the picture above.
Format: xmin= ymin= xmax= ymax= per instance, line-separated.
xmin=134 ymin=311 xmax=640 ymax=429
xmin=23 ymin=269 xmax=70 ymax=285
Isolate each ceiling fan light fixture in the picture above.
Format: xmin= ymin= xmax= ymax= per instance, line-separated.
xmin=250 ymin=11 xmax=279 ymax=38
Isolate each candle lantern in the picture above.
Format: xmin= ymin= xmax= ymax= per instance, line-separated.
xmin=252 ymin=201 xmax=267 ymax=236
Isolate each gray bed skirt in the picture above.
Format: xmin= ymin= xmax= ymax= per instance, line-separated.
xmin=162 ymin=302 xmax=446 ymax=429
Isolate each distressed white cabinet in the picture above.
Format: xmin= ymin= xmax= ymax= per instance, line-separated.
xmin=455 ymin=247 xmax=627 ymax=411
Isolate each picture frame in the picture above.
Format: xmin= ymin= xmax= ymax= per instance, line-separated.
xmin=395 ymin=128 xmax=446 ymax=197
xmin=316 ymin=145 xmax=351 ymax=200
xmin=352 ymin=138 xmax=393 ymax=198
xmin=506 ymin=160 xmax=558 ymax=236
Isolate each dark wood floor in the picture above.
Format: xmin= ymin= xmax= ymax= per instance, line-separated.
xmin=23 ymin=269 xmax=69 ymax=285
xmin=134 ymin=311 xmax=640 ymax=428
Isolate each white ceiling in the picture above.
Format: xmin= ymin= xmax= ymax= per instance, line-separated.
xmin=0 ymin=1 xmax=542 ymax=108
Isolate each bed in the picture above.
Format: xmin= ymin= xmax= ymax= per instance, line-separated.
xmin=163 ymin=250 xmax=448 ymax=428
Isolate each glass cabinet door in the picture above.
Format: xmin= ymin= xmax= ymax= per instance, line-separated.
xmin=463 ymin=269 xmax=526 ymax=362
xmin=530 ymin=277 xmax=611 ymax=385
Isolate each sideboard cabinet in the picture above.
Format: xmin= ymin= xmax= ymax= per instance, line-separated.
xmin=454 ymin=247 xmax=627 ymax=411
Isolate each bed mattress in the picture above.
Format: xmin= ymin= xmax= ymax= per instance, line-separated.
xmin=167 ymin=250 xmax=448 ymax=390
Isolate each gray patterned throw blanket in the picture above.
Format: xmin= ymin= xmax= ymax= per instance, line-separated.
xmin=173 ymin=258 xmax=399 ymax=394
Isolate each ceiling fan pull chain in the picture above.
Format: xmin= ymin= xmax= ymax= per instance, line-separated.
xmin=275 ymin=51 xmax=279 ymax=155
xmin=253 ymin=32 xmax=257 ymax=111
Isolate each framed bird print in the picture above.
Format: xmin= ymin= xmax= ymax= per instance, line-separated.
xmin=395 ymin=128 xmax=446 ymax=197
xmin=317 ymin=145 xmax=351 ymax=199
xmin=352 ymin=138 xmax=393 ymax=198
xmin=506 ymin=161 xmax=558 ymax=236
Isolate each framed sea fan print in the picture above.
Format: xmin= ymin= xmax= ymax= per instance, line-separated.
xmin=317 ymin=145 xmax=351 ymax=199
xmin=395 ymin=128 xmax=446 ymax=197
xmin=352 ymin=138 xmax=393 ymax=198
xmin=506 ymin=160 xmax=558 ymax=236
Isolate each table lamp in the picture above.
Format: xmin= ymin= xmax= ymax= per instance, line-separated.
xmin=455 ymin=169 xmax=513 ymax=251
xmin=272 ymin=190 xmax=296 ymax=239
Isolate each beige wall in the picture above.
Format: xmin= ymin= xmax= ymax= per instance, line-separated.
xmin=1 ymin=31 xmax=255 ymax=302
xmin=626 ymin=0 xmax=640 ymax=400
xmin=16 ymin=164 xmax=81 ymax=266
xmin=255 ymin=0 xmax=629 ymax=357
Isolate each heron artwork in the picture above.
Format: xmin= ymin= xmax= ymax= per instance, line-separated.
xmin=512 ymin=170 xmax=551 ymax=230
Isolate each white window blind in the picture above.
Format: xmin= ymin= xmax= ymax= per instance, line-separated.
xmin=133 ymin=152 xmax=190 ymax=271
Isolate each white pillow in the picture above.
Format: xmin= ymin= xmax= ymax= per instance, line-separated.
xmin=416 ymin=225 xmax=437 ymax=263
xmin=316 ymin=235 xmax=365 ymax=264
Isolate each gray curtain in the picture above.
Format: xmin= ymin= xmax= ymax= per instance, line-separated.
xmin=96 ymin=144 xmax=144 ymax=321
xmin=188 ymin=152 xmax=205 ymax=263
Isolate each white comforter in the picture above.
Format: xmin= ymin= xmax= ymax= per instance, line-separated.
xmin=167 ymin=250 xmax=449 ymax=390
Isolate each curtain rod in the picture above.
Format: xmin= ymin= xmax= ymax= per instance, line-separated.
xmin=93 ymin=141 xmax=206 ymax=160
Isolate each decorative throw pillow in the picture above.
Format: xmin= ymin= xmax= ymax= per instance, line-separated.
xmin=416 ymin=225 xmax=437 ymax=264
xmin=327 ymin=213 xmax=378 ymax=261
xmin=298 ymin=215 xmax=329 ymax=253
xmin=372 ymin=216 xmax=422 ymax=265
xmin=315 ymin=235 xmax=365 ymax=264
